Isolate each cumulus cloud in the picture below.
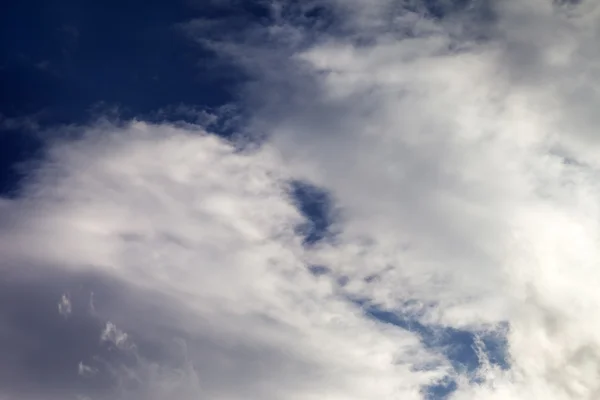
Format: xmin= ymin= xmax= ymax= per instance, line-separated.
xmin=183 ymin=0 xmax=600 ymax=398
xmin=4 ymin=1 xmax=600 ymax=399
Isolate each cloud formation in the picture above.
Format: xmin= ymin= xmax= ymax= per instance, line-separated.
xmin=3 ymin=1 xmax=600 ymax=399
xmin=187 ymin=0 xmax=600 ymax=397
xmin=0 ymin=121 xmax=444 ymax=399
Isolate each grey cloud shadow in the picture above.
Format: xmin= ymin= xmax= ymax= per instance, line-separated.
xmin=0 ymin=266 xmax=120 ymax=399
xmin=0 ymin=263 xmax=330 ymax=400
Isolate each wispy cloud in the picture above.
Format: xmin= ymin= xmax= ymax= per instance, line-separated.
xmin=58 ymin=293 xmax=72 ymax=317
xmin=100 ymin=322 xmax=131 ymax=350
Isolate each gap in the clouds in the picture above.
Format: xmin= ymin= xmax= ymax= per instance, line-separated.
xmin=279 ymin=1 xmax=337 ymax=35
xmin=363 ymin=303 xmax=510 ymax=371
xmin=289 ymin=180 xmax=338 ymax=246
xmin=307 ymin=265 xmax=332 ymax=276
xmin=398 ymin=0 xmax=497 ymax=45
xmin=306 ymin=264 xmax=351 ymax=289
xmin=424 ymin=377 xmax=458 ymax=400
xmin=413 ymin=0 xmax=496 ymax=23
xmin=352 ymin=299 xmax=509 ymax=397
xmin=420 ymin=0 xmax=474 ymax=19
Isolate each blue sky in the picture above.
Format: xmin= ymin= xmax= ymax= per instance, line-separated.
xmin=2 ymin=1 xmax=600 ymax=399
xmin=0 ymin=0 xmax=249 ymax=193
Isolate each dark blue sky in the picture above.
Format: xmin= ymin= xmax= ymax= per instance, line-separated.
xmin=0 ymin=0 xmax=273 ymax=194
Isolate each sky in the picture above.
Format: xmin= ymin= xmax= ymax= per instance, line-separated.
xmin=1 ymin=0 xmax=600 ymax=399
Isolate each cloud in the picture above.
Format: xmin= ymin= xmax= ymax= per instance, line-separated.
xmin=100 ymin=322 xmax=131 ymax=350
xmin=181 ymin=0 xmax=600 ymax=398
xmin=58 ymin=294 xmax=72 ymax=317
xmin=78 ymin=362 xmax=98 ymax=377
xmin=4 ymin=1 xmax=600 ymax=399
xmin=0 ymin=120 xmax=445 ymax=399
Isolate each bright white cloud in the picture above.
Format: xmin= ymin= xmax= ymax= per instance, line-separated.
xmin=4 ymin=1 xmax=600 ymax=399
xmin=0 ymin=121 xmax=446 ymax=399
xmin=192 ymin=0 xmax=600 ymax=398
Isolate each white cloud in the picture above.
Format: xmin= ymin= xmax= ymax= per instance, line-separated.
xmin=0 ymin=121 xmax=446 ymax=399
xmin=5 ymin=1 xmax=600 ymax=399
xmin=100 ymin=322 xmax=131 ymax=350
xmin=189 ymin=0 xmax=600 ymax=398
xmin=58 ymin=294 xmax=72 ymax=317
xmin=78 ymin=362 xmax=98 ymax=377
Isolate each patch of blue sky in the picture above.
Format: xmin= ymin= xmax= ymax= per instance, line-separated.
xmin=360 ymin=299 xmax=509 ymax=398
xmin=292 ymin=179 xmax=510 ymax=398
xmin=289 ymin=180 xmax=338 ymax=245
xmin=424 ymin=377 xmax=458 ymax=399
